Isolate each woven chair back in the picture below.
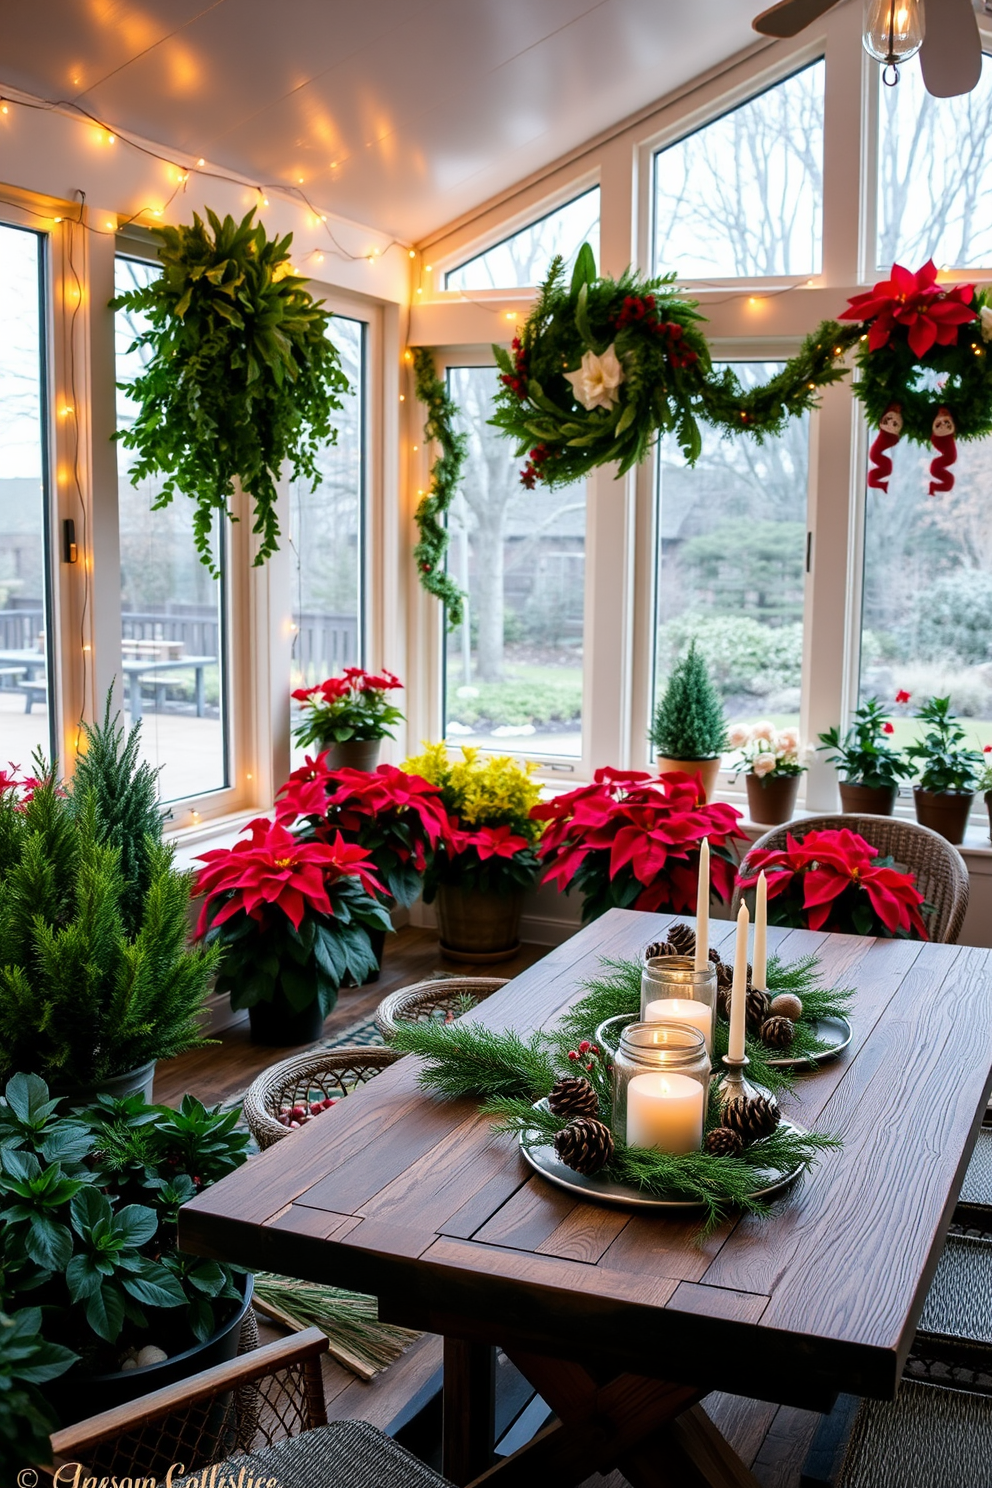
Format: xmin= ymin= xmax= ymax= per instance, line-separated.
xmin=730 ymin=813 xmax=969 ymax=944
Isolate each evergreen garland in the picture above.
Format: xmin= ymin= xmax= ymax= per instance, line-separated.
xmin=650 ymin=640 xmax=727 ymax=759
xmin=411 ymin=347 xmax=468 ymax=628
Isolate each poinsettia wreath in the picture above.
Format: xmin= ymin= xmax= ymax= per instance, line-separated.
xmin=837 ymin=259 xmax=992 ymax=495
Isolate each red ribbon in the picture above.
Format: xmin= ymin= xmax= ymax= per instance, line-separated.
xmin=868 ymin=427 xmax=900 ymax=491
xmin=929 ymin=433 xmax=957 ymax=494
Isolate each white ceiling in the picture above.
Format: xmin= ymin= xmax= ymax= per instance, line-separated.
xmin=1 ymin=1 xmax=764 ymax=242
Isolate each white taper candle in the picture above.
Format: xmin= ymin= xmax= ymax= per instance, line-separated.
xmin=728 ymin=902 xmax=750 ymax=1063
xmin=752 ymin=870 xmax=768 ymax=991
xmin=694 ymin=837 xmax=710 ymax=972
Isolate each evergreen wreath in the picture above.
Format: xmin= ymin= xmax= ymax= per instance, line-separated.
xmin=490 ymin=245 xmax=860 ymax=489
xmin=411 ymin=348 xmax=467 ymax=628
xmin=112 ymin=208 xmax=351 ymax=573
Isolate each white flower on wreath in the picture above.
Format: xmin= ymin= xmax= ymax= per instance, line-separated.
xmin=980 ymin=306 xmax=992 ymax=344
xmin=564 ymin=344 xmax=625 ymax=412
xmin=752 ymin=751 xmax=778 ymax=777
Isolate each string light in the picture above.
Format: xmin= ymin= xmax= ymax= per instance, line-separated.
xmin=82 ymin=643 xmax=91 ymax=652
xmin=0 ymin=102 xmax=8 ymax=115
xmin=399 ymin=393 xmax=405 ymax=401
xmin=196 ymin=157 xmax=205 ymax=166
xmin=409 ymin=249 xmax=416 ymax=259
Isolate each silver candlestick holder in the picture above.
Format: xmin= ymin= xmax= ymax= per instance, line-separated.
xmin=713 ymin=1053 xmax=779 ymax=1116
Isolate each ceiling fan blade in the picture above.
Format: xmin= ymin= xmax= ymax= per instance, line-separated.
xmin=919 ymin=0 xmax=983 ymax=97
xmin=752 ymin=0 xmax=844 ymax=38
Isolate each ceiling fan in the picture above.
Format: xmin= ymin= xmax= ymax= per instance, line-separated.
xmin=753 ymin=0 xmax=984 ymax=97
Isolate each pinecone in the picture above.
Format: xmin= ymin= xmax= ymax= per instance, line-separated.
xmin=722 ymin=1094 xmax=780 ymax=1145
xmin=704 ymin=1126 xmax=744 ymax=1158
xmin=644 ymin=939 xmax=676 ymax=960
xmin=716 ymin=963 xmax=752 ymax=1021
xmin=548 ymin=1076 xmax=599 ymax=1120
xmin=667 ymin=922 xmax=697 ymax=958
xmin=553 ymin=1117 xmax=615 ymax=1175
xmin=760 ymin=1015 xmax=796 ymax=1049
xmin=746 ymin=987 xmax=771 ymax=1033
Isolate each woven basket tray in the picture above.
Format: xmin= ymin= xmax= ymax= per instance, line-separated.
xmin=374 ymin=976 xmax=508 ymax=1042
xmin=243 ymin=1046 xmax=401 ymax=1150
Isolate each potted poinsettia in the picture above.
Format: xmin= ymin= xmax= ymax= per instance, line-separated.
xmin=402 ymin=744 xmax=543 ymax=960
xmin=728 ymin=721 xmax=807 ymax=825
xmin=817 ymin=697 xmax=912 ymax=815
xmin=275 ymin=757 xmax=450 ymax=978
xmin=738 ymin=827 xmax=929 ymax=938
xmin=531 ymin=767 xmax=744 ymax=923
xmin=292 ymin=666 xmax=404 ymax=770
xmin=650 ymin=641 xmax=727 ymax=802
xmin=904 ymin=695 xmax=984 ymax=845
xmin=194 ymin=817 xmax=391 ymax=1044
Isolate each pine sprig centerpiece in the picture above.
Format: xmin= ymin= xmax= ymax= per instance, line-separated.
xmin=390 ymin=1020 xmax=556 ymax=1100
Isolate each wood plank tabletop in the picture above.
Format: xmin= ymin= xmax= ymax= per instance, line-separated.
xmin=179 ymin=909 xmax=992 ymax=1415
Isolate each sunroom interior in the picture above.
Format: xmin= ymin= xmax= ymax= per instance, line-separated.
xmin=5 ymin=2 xmax=992 ymax=1486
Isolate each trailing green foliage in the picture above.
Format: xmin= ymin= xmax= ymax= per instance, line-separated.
xmin=112 ymin=208 xmax=350 ymax=571
xmin=650 ymin=640 xmax=727 ymax=759
xmin=0 ymin=775 xmax=217 ymax=1086
xmin=412 ymin=347 xmax=468 ymax=626
xmin=818 ymin=697 xmax=912 ymax=791
xmin=904 ymin=695 xmax=984 ymax=793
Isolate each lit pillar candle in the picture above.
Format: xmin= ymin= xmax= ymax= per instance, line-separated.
xmin=626 ymin=1071 xmax=704 ymax=1154
xmin=694 ymin=837 xmax=710 ymax=973
xmin=728 ymin=902 xmax=750 ymax=1063
xmin=644 ymin=998 xmax=713 ymax=1055
xmin=752 ymin=870 xmax=768 ymax=991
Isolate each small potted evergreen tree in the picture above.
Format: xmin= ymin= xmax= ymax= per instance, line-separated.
xmin=905 ymin=696 xmax=984 ymax=845
xmin=817 ymin=697 xmax=912 ymax=815
xmin=650 ymin=641 xmax=727 ymax=802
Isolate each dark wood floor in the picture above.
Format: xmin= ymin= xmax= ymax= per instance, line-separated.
xmin=158 ymin=926 xmax=822 ymax=1487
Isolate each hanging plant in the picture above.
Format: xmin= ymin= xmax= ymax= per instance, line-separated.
xmin=490 ymin=244 xmax=862 ymax=488
xmin=411 ymin=347 xmax=467 ymax=628
xmin=112 ymin=208 xmax=351 ymax=572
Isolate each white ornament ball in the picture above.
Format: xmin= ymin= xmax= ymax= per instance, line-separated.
xmin=134 ymin=1344 xmax=168 ymax=1368
xmin=769 ymin=993 xmax=803 ymax=1022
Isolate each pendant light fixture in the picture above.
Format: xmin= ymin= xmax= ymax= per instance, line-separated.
xmin=863 ymin=0 xmax=925 ymax=85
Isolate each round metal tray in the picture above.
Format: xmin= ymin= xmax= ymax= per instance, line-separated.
xmin=519 ymin=1107 xmax=808 ymax=1212
xmin=766 ymin=1014 xmax=852 ymax=1069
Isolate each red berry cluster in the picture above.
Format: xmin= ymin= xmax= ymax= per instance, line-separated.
xmin=614 ymin=295 xmax=698 ymax=370
xmin=277 ymin=1096 xmax=338 ymax=1130
xmin=567 ymin=1039 xmax=609 ymax=1075
xmin=499 ymin=334 xmax=529 ymax=398
xmin=521 ymin=442 xmax=553 ymax=489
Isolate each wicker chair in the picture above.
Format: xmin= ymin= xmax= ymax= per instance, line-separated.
xmin=46 ymin=1327 xmax=453 ymax=1488
xmin=375 ymin=976 xmax=508 ymax=1041
xmin=731 ymin=813 xmax=970 ymax=944
xmin=243 ymin=1045 xmax=401 ymax=1150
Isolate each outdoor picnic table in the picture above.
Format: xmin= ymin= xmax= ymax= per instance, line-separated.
xmin=121 ymin=654 xmax=216 ymax=722
xmin=180 ymin=909 xmax=992 ymax=1488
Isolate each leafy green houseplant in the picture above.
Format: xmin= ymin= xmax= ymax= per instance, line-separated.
xmin=0 ymin=1074 xmax=250 ymax=1433
xmin=194 ymin=817 xmax=392 ymax=1045
xmin=650 ymin=641 xmax=727 ymax=802
xmin=817 ymin=697 xmax=912 ymax=814
xmin=905 ymin=695 xmax=984 ymax=845
xmin=112 ymin=208 xmax=350 ymax=571
xmin=0 ymin=1306 xmax=75 ymax=1478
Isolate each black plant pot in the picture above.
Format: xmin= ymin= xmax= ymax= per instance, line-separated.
xmin=248 ymin=990 xmax=325 ymax=1046
xmin=362 ymin=927 xmax=388 ymax=985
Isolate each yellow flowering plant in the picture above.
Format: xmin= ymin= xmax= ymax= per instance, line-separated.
xmin=401 ymin=744 xmax=543 ymax=898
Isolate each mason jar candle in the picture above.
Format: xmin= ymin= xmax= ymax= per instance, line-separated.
xmin=641 ymin=955 xmax=718 ymax=1056
xmin=612 ymin=1022 xmax=710 ymax=1155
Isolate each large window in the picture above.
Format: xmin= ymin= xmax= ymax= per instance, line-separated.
xmin=289 ymin=312 xmax=366 ymax=759
xmin=0 ymin=224 xmax=52 ymax=762
xmin=654 ymin=62 xmax=824 ymax=280
xmin=443 ymin=366 xmax=586 ymax=756
xmin=878 ymin=54 xmax=992 ymax=270
xmin=653 ymin=364 xmax=810 ymax=744
xmin=445 ymin=189 xmax=600 ymax=291
xmin=115 ymin=257 xmax=228 ymax=805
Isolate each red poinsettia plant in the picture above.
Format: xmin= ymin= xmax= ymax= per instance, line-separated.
xmin=275 ymin=756 xmax=450 ymax=909
xmin=193 ymin=816 xmax=392 ymax=1017
xmin=292 ymin=666 xmax=404 ymax=750
xmin=738 ymin=827 xmax=929 ymax=939
xmin=531 ymin=768 xmax=745 ymax=923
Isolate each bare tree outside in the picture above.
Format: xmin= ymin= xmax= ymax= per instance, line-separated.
xmin=445 ymin=190 xmax=600 ymax=292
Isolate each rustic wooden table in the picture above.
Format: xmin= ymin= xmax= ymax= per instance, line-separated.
xmin=180 ymin=909 xmax=992 ymax=1488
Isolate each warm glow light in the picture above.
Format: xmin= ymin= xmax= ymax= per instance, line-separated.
xmin=197 ymin=157 xmax=205 ymax=166
xmin=425 ymin=264 xmax=432 ymax=272
xmin=60 ymin=406 xmax=73 ymax=417
xmin=748 ymin=296 xmax=760 ymax=305
xmin=82 ymin=644 xmax=91 ymax=653
xmin=315 ymin=252 xmax=324 ymax=263
xmin=107 ymin=133 xmax=115 ymax=143
xmin=863 ymin=0 xmax=924 ymax=74
xmin=246 ymin=773 xmax=253 ymax=781
xmin=409 ymin=249 xmax=416 ymax=258
xmin=399 ymin=394 xmax=405 ymax=401
xmin=415 ymin=286 xmax=422 ymax=293
xmin=0 ymin=104 xmax=8 ymax=116
xmin=151 ymin=210 xmax=162 ymax=218
xmin=505 ymin=311 xmax=516 ymax=320
xmin=412 ymin=444 xmax=419 ymax=451
xmin=320 ymin=214 xmax=327 ymax=222
xmin=53 ymin=216 xmax=62 ymax=224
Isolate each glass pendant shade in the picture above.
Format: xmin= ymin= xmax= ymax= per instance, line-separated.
xmin=863 ymin=0 xmax=924 ymax=67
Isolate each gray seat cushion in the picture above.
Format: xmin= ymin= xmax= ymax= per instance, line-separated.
xmin=839 ymin=1380 xmax=992 ymax=1488
xmin=960 ymin=1127 xmax=992 ymax=1208
xmin=919 ymin=1232 xmax=992 ymax=1342
xmin=173 ymin=1418 xmax=453 ymax=1488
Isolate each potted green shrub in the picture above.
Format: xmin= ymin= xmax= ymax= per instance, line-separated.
xmin=0 ymin=767 xmax=216 ymax=1102
xmin=194 ymin=817 xmax=391 ymax=1044
xmin=292 ymin=667 xmax=405 ymax=770
xmin=905 ymin=696 xmax=984 ymax=845
xmin=0 ymin=1074 xmax=251 ymax=1456
xmin=650 ymin=641 xmax=727 ymax=802
xmin=817 ymin=697 xmax=912 ymax=814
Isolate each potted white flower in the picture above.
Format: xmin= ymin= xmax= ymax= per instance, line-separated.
xmin=728 ymin=721 xmax=807 ymax=825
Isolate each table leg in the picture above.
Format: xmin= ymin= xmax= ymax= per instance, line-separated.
xmin=195 ymin=665 xmax=205 ymax=717
xmin=443 ymin=1337 xmax=496 ymax=1486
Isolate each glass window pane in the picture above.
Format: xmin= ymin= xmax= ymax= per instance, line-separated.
xmin=860 ymin=438 xmax=992 ymax=752
xmin=445 ymin=189 xmax=599 ymax=291
xmin=653 ymin=363 xmax=809 ymax=749
xmin=0 ymin=224 xmax=52 ymax=763
xmin=654 ymin=62 xmax=824 ymax=280
xmin=444 ymin=366 xmax=585 ymax=756
xmin=878 ymin=54 xmax=992 ymax=270
xmin=115 ymin=257 xmax=228 ymax=804
xmin=289 ymin=314 xmax=365 ymax=763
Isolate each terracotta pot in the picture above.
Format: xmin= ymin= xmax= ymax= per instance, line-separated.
xmin=838 ymin=781 xmax=899 ymax=816
xmin=324 ymin=738 xmax=381 ymax=771
xmin=913 ymin=787 xmax=974 ymax=846
xmin=50 ymin=1059 xmax=156 ymax=1107
xmin=435 ymin=885 xmax=524 ymax=963
xmin=656 ymin=755 xmax=722 ymax=803
xmin=745 ymin=772 xmax=800 ymax=826
xmin=248 ymin=988 xmax=325 ymax=1046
